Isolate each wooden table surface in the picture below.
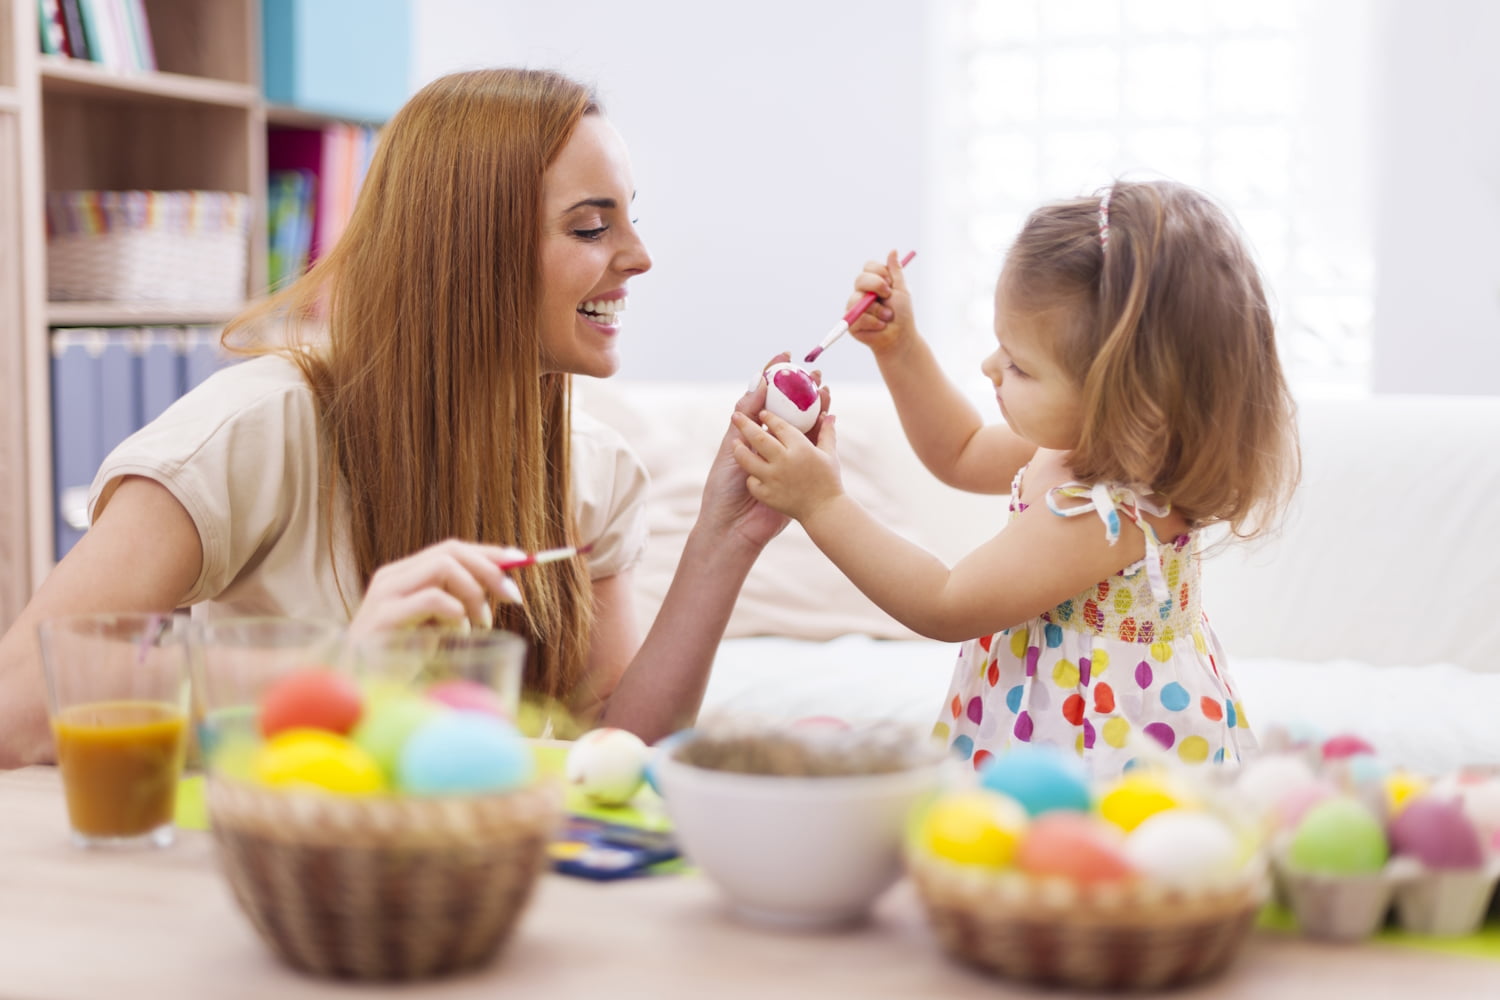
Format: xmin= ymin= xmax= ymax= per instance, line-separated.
xmin=1 ymin=766 xmax=1497 ymax=999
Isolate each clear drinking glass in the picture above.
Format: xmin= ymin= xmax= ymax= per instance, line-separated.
xmin=38 ymin=612 xmax=192 ymax=848
xmin=186 ymin=617 xmax=346 ymax=770
xmin=352 ymin=627 xmax=528 ymax=723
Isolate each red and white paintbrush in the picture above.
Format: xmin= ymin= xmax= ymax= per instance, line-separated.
xmin=497 ymin=543 xmax=594 ymax=570
xmin=803 ymin=250 xmax=917 ymax=363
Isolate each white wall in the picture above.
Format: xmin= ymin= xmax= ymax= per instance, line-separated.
xmin=412 ymin=1 xmax=1500 ymax=395
xmin=412 ymin=0 xmax=925 ymax=384
xmin=1372 ymin=0 xmax=1500 ymax=395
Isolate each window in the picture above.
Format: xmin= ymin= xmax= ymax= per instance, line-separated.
xmin=934 ymin=0 xmax=1375 ymax=395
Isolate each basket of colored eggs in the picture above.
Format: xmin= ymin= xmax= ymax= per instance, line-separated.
xmin=199 ymin=627 xmax=560 ymax=981
xmin=907 ymin=746 xmax=1268 ymax=991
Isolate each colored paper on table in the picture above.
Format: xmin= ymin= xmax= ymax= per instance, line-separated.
xmin=175 ymin=774 xmax=208 ymax=831
xmin=1259 ymin=903 xmax=1500 ymax=962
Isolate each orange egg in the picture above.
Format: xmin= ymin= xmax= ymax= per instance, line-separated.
xmin=1016 ymin=812 xmax=1136 ymax=883
xmin=260 ymin=667 xmax=364 ymax=737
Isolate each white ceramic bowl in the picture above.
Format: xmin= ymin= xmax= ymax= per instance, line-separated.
xmin=654 ymin=749 xmax=942 ymax=928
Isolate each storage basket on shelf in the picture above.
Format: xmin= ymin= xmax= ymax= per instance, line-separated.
xmin=46 ymin=190 xmax=252 ymax=303
xmin=208 ymin=777 xmax=561 ymax=981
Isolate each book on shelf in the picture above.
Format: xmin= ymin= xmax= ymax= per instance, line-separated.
xmin=267 ymin=123 xmax=378 ymax=277
xmin=48 ymin=0 xmax=155 ymax=71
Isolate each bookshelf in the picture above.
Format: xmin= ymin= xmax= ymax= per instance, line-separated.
xmin=0 ymin=0 xmax=387 ymax=626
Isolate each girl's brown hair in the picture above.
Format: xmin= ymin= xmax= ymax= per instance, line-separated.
xmin=225 ymin=68 xmax=597 ymax=701
xmin=1003 ymin=179 xmax=1299 ymax=536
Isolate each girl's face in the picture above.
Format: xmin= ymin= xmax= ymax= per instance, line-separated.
xmin=980 ymin=278 xmax=1085 ymax=450
xmin=538 ymin=114 xmax=652 ymax=377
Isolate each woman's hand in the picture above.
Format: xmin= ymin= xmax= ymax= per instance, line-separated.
xmin=848 ymin=249 xmax=917 ymax=356
xmin=731 ymin=406 xmax=844 ymax=523
xmin=697 ymin=354 xmax=831 ymax=549
xmin=349 ymin=539 xmax=526 ymax=637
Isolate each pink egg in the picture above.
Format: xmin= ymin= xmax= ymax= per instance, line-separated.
xmin=1322 ymin=733 xmax=1376 ymax=760
xmin=791 ymin=715 xmax=850 ymax=730
xmin=1389 ymin=796 xmax=1485 ymax=869
xmin=426 ymin=679 xmax=509 ymax=719
xmin=1271 ymin=781 xmax=1337 ymax=831
xmin=1016 ymin=812 xmax=1136 ymax=884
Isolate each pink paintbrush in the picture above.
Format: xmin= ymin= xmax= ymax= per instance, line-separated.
xmin=498 ymin=543 xmax=594 ymax=570
xmin=803 ymin=250 xmax=917 ymax=363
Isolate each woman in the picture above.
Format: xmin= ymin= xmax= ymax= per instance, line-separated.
xmin=0 ymin=68 xmax=800 ymax=766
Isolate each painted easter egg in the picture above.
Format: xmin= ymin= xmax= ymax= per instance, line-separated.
xmin=398 ymin=713 xmax=533 ymax=796
xmin=762 ymin=362 xmax=822 ymax=433
xmin=1235 ymin=753 xmax=1319 ymax=825
xmin=1287 ymin=796 xmax=1388 ymax=875
xmin=1321 ymin=732 xmax=1377 ymax=760
xmin=979 ymin=745 xmax=1092 ymax=816
xmin=1096 ymin=773 xmax=1186 ymax=833
xmin=426 ymin=678 xmax=511 ymax=719
xmin=567 ymin=727 xmax=650 ymax=806
xmin=644 ymin=729 xmax=693 ymax=796
xmin=350 ymin=693 xmax=440 ymax=779
xmin=252 ymin=728 xmax=386 ymax=795
xmin=259 ymin=667 xmax=364 ymax=738
xmin=1125 ymin=810 xmax=1245 ymax=890
xmin=1388 ymin=796 xmax=1485 ymax=869
xmin=920 ymin=790 xmax=1029 ymax=867
xmin=1015 ymin=811 xmax=1136 ymax=884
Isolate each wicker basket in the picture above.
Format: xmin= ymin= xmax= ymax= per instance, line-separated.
xmin=46 ymin=190 xmax=251 ymax=303
xmin=908 ymin=848 xmax=1267 ymax=991
xmin=207 ymin=777 xmax=561 ymax=980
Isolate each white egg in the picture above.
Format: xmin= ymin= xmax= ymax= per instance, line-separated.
xmin=566 ymin=727 xmax=650 ymax=806
xmin=1124 ymin=810 xmax=1246 ymax=890
xmin=762 ymin=362 xmax=822 ymax=433
xmin=1235 ymin=753 xmax=1318 ymax=825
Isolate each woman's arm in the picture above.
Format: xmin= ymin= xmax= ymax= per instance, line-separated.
xmin=583 ymin=376 xmax=791 ymax=745
xmin=0 ymin=477 xmax=202 ymax=768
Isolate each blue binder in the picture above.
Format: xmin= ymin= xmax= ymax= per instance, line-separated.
xmin=136 ymin=327 xmax=186 ymax=426
xmin=50 ymin=329 xmax=105 ymax=560
xmin=97 ymin=331 xmax=138 ymax=462
xmin=183 ymin=326 xmax=229 ymax=390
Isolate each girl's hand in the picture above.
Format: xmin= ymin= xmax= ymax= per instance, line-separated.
xmin=349 ymin=539 xmax=526 ymax=637
xmin=730 ymin=407 xmax=844 ymax=523
xmin=699 ymin=355 xmax=830 ymax=549
xmin=848 ymin=249 xmax=917 ymax=355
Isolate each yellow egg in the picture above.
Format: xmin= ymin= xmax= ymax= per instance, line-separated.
xmin=920 ymin=790 xmax=1029 ymax=867
xmin=1097 ymin=773 xmax=1184 ymax=832
xmin=1385 ymin=771 xmax=1428 ymax=816
xmin=252 ymin=728 xmax=386 ymax=796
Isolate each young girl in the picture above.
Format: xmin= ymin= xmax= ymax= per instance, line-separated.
xmin=732 ymin=180 xmax=1299 ymax=777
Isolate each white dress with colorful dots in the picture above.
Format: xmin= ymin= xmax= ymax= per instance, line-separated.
xmin=931 ymin=470 xmax=1256 ymax=779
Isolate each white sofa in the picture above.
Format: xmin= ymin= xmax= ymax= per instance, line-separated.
xmin=575 ymin=379 xmax=1500 ymax=775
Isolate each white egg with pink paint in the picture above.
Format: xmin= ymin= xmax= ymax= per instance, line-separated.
xmin=762 ymin=363 xmax=822 ymax=434
xmin=566 ymin=727 xmax=650 ymax=806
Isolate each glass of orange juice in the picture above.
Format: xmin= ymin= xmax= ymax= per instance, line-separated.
xmin=38 ymin=613 xmax=192 ymax=848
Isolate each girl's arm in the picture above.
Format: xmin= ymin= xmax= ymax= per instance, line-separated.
xmin=0 ymin=477 xmax=203 ymax=767
xmin=850 ymin=252 xmax=1034 ymax=494
xmin=734 ymin=412 xmax=1145 ymax=643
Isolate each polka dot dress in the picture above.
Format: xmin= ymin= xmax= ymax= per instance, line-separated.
xmin=931 ymin=470 xmax=1256 ymax=780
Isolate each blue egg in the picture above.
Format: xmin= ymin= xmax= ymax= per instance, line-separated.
xmin=979 ymin=744 xmax=1092 ymax=816
xmin=644 ymin=729 xmax=693 ymax=796
xmin=398 ymin=713 xmax=534 ymax=795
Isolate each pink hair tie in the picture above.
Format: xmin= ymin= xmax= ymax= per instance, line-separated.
xmin=1098 ymin=187 xmax=1113 ymax=252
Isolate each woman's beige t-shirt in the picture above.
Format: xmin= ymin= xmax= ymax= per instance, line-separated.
xmin=87 ymin=355 xmax=650 ymax=623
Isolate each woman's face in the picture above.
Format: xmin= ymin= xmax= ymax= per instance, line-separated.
xmin=538 ymin=114 xmax=652 ymax=377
